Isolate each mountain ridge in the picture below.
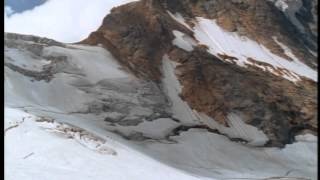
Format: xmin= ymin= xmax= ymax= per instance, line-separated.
xmin=80 ymin=0 xmax=317 ymax=147
xmin=4 ymin=0 xmax=318 ymax=179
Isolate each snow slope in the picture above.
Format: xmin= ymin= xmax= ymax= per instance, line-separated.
xmin=5 ymin=108 xmax=206 ymax=180
xmin=168 ymin=12 xmax=317 ymax=82
xmin=5 ymin=38 xmax=205 ymax=180
xmin=156 ymin=56 xmax=317 ymax=179
xmin=5 ymin=34 xmax=317 ymax=180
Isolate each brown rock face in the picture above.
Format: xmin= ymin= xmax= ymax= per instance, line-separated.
xmin=161 ymin=0 xmax=317 ymax=69
xmin=81 ymin=0 xmax=192 ymax=82
xmin=82 ymin=0 xmax=317 ymax=147
xmin=168 ymin=47 xmax=317 ymax=147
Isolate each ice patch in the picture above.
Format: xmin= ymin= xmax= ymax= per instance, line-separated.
xmin=172 ymin=30 xmax=196 ymax=52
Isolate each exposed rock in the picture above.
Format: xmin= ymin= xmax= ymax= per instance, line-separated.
xmin=5 ymin=32 xmax=66 ymax=48
xmin=81 ymin=0 xmax=193 ymax=82
xmin=168 ymin=47 xmax=317 ymax=147
xmin=81 ymin=0 xmax=317 ymax=147
xmin=160 ymin=0 xmax=317 ymax=68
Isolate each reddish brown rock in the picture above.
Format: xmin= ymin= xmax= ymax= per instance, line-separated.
xmin=81 ymin=0 xmax=193 ymax=82
xmin=160 ymin=0 xmax=317 ymax=69
xmin=168 ymin=47 xmax=317 ymax=147
xmin=81 ymin=0 xmax=317 ymax=147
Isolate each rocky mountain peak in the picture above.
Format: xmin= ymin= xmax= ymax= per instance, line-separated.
xmin=5 ymin=0 xmax=318 ymax=179
xmin=81 ymin=0 xmax=317 ymax=147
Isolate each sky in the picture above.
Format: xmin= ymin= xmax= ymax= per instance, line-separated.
xmin=5 ymin=0 xmax=137 ymax=43
xmin=5 ymin=0 xmax=46 ymax=14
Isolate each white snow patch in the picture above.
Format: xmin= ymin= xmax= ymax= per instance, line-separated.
xmin=167 ymin=11 xmax=192 ymax=30
xmin=5 ymin=48 xmax=51 ymax=71
xmin=5 ymin=44 xmax=131 ymax=113
xmin=161 ymin=55 xmax=200 ymax=125
xmin=308 ymin=49 xmax=318 ymax=57
xmin=274 ymin=0 xmax=290 ymax=11
xmin=273 ymin=36 xmax=317 ymax=81
xmin=195 ymin=112 xmax=269 ymax=146
xmin=191 ymin=17 xmax=317 ymax=82
xmin=172 ymin=30 xmax=196 ymax=52
xmin=42 ymin=44 xmax=129 ymax=82
xmin=295 ymin=134 xmax=318 ymax=142
xmin=142 ymin=128 xmax=317 ymax=180
xmin=110 ymin=118 xmax=180 ymax=139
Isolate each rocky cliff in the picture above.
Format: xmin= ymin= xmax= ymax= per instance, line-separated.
xmin=5 ymin=1 xmax=318 ymax=179
xmin=81 ymin=0 xmax=317 ymax=147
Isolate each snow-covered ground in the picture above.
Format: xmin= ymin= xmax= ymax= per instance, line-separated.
xmin=5 ymin=38 xmax=204 ymax=180
xmin=5 ymin=107 xmax=207 ymax=180
xmin=157 ymin=56 xmax=317 ymax=179
xmin=5 ymin=34 xmax=317 ymax=180
xmin=168 ymin=12 xmax=317 ymax=82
